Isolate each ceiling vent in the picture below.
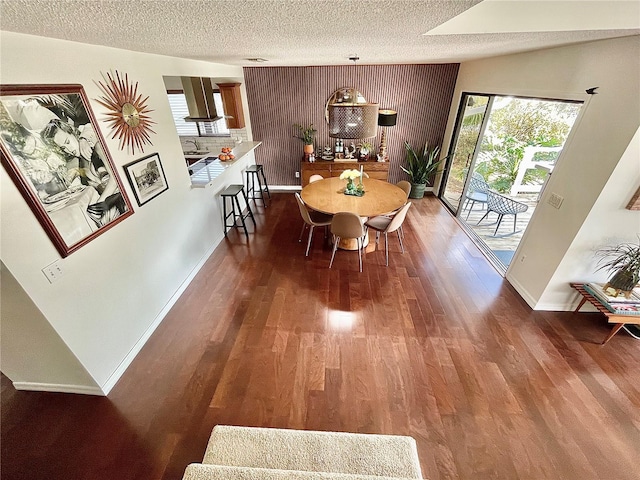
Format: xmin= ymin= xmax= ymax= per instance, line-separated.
xmin=180 ymin=77 xmax=222 ymax=122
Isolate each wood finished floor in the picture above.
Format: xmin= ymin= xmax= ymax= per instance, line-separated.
xmin=2 ymin=194 xmax=639 ymax=480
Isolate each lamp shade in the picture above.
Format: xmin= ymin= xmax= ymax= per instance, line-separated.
xmin=378 ymin=109 xmax=397 ymax=127
xmin=328 ymin=103 xmax=379 ymax=139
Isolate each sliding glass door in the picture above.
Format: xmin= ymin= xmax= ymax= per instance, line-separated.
xmin=439 ymin=93 xmax=582 ymax=271
xmin=440 ymin=94 xmax=491 ymax=213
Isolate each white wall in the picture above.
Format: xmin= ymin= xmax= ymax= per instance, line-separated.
xmin=537 ymin=127 xmax=640 ymax=309
xmin=0 ymin=32 xmax=252 ymax=394
xmin=442 ymin=35 xmax=640 ymax=309
xmin=1 ymin=262 xmax=101 ymax=394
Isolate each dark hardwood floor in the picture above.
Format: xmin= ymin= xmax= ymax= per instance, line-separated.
xmin=2 ymin=194 xmax=639 ymax=480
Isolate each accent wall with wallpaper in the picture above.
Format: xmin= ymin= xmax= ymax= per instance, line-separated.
xmin=243 ymin=64 xmax=459 ymax=186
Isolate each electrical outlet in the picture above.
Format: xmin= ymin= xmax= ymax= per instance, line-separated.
xmin=547 ymin=192 xmax=564 ymax=209
xmin=295 ymin=171 xmax=300 ymax=178
xmin=42 ymin=260 xmax=64 ymax=284
xmin=520 ymin=255 xmax=526 ymax=263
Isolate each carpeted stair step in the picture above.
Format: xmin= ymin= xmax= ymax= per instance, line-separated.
xmin=183 ymin=463 xmax=420 ymax=480
xmin=202 ymin=425 xmax=423 ymax=479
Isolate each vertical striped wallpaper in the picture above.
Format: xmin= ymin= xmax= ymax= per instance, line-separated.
xmin=244 ymin=64 xmax=459 ymax=186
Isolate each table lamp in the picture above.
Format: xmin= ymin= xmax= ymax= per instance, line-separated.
xmin=377 ymin=109 xmax=397 ymax=162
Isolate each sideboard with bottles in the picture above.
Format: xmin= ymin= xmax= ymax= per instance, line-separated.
xmin=300 ymin=160 xmax=390 ymax=186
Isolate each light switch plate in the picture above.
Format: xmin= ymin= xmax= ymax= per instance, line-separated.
xmin=548 ymin=192 xmax=564 ymax=209
xmin=42 ymin=260 xmax=64 ymax=283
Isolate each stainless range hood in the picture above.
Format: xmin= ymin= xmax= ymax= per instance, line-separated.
xmin=181 ymin=77 xmax=222 ymax=122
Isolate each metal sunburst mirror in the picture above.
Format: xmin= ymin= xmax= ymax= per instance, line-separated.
xmin=94 ymin=70 xmax=156 ymax=155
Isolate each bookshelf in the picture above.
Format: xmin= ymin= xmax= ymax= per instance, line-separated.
xmin=570 ymin=283 xmax=640 ymax=345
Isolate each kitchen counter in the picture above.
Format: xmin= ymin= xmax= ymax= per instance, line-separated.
xmin=184 ymin=151 xmax=211 ymax=166
xmin=189 ymin=141 xmax=262 ymax=188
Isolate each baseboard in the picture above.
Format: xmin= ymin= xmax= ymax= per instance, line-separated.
xmin=100 ymin=234 xmax=224 ymax=395
xmin=271 ymin=185 xmax=301 ymax=192
xmin=506 ymin=275 xmax=538 ymax=309
xmin=533 ymin=302 xmax=581 ymax=311
xmin=13 ymin=382 xmax=104 ymax=396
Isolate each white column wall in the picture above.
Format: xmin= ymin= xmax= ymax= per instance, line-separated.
xmin=441 ymin=36 xmax=640 ymax=309
xmin=0 ymin=32 xmax=251 ymax=393
xmin=1 ymin=262 xmax=101 ymax=393
xmin=536 ymin=127 xmax=640 ymax=309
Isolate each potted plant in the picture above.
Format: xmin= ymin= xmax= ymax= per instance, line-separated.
xmin=358 ymin=141 xmax=373 ymax=161
xmin=401 ymin=141 xmax=445 ymax=199
xmin=596 ymin=239 xmax=640 ymax=296
xmin=294 ymin=123 xmax=317 ymax=155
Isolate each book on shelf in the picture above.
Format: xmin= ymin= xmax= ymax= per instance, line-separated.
xmin=583 ymin=283 xmax=640 ymax=304
xmin=603 ymin=303 xmax=640 ymax=315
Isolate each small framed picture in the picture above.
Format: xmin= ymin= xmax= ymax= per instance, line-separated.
xmin=0 ymin=84 xmax=134 ymax=257
xmin=123 ymin=152 xmax=168 ymax=206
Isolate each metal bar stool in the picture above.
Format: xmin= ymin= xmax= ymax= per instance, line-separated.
xmin=221 ymin=184 xmax=256 ymax=239
xmin=245 ymin=164 xmax=271 ymax=208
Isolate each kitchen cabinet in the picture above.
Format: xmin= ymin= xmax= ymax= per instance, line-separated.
xmin=218 ymin=83 xmax=245 ymax=129
xmin=301 ymin=160 xmax=390 ymax=186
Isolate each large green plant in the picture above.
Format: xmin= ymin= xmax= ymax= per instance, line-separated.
xmin=293 ymin=123 xmax=316 ymax=145
xmin=596 ymin=240 xmax=640 ymax=292
xmin=401 ymin=141 xmax=444 ymax=185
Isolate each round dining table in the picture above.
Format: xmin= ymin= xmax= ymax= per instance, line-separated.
xmin=301 ymin=176 xmax=407 ymax=217
xmin=301 ymin=176 xmax=407 ymax=250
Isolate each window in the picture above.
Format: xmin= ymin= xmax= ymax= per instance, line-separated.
xmin=167 ymin=91 xmax=229 ymax=136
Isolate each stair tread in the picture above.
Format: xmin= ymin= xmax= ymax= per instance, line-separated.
xmin=183 ymin=463 xmax=423 ymax=480
xmin=202 ymin=426 xmax=422 ymax=479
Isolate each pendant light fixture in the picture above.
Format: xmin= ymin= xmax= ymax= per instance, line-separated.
xmin=327 ymin=55 xmax=379 ymax=139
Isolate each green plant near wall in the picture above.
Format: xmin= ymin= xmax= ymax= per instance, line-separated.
xmin=401 ymin=141 xmax=444 ymax=185
xmin=293 ymin=124 xmax=316 ymax=145
xmin=596 ymin=239 xmax=640 ymax=294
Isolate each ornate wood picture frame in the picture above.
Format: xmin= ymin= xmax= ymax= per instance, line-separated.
xmin=0 ymin=84 xmax=134 ymax=257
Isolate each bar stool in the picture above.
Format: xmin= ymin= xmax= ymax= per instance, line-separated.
xmin=245 ymin=164 xmax=271 ymax=208
xmin=220 ymin=184 xmax=256 ymax=240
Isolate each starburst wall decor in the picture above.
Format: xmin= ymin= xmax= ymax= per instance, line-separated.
xmin=94 ymin=71 xmax=156 ymax=155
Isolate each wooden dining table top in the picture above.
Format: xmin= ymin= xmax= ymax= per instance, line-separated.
xmin=300 ymin=177 xmax=407 ymax=217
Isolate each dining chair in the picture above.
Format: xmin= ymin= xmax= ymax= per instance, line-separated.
xmin=329 ymin=212 xmax=367 ymax=272
xmin=295 ymin=193 xmax=333 ymax=256
xmin=395 ymin=180 xmax=411 ymax=238
xmin=309 ymin=174 xmax=324 ymax=183
xmin=365 ymin=202 xmax=412 ymax=266
xmin=396 ymin=180 xmax=411 ymax=199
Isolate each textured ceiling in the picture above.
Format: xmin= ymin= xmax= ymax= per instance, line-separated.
xmin=0 ymin=0 xmax=638 ymax=66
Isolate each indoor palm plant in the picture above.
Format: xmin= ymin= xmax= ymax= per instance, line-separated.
xmin=401 ymin=141 xmax=446 ymax=199
xmin=596 ymin=239 xmax=640 ymax=295
xmin=294 ymin=123 xmax=317 ymax=155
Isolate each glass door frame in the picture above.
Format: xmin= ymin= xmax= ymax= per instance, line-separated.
xmin=439 ymin=92 xmax=493 ymax=216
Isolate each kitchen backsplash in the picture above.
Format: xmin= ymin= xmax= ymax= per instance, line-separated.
xmin=180 ymin=128 xmax=249 ymax=153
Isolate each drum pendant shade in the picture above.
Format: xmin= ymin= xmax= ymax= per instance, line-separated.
xmin=328 ymin=103 xmax=379 ymax=139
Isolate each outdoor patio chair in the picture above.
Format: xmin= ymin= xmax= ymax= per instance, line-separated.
xmin=477 ymin=190 xmax=529 ymax=236
xmin=462 ymin=172 xmax=489 ymax=220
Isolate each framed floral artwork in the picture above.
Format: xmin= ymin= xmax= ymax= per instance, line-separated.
xmin=0 ymin=84 xmax=134 ymax=257
xmin=123 ymin=153 xmax=169 ymax=206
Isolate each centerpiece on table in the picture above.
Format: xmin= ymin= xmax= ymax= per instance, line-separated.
xmin=339 ymin=168 xmax=365 ymax=197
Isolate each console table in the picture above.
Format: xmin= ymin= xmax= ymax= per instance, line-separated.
xmin=301 ymin=160 xmax=389 ymax=186
xmin=570 ymin=283 xmax=640 ymax=344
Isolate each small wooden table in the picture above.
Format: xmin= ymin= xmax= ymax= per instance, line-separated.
xmin=301 ymin=177 xmax=407 ymax=251
xmin=570 ymin=283 xmax=640 ymax=344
